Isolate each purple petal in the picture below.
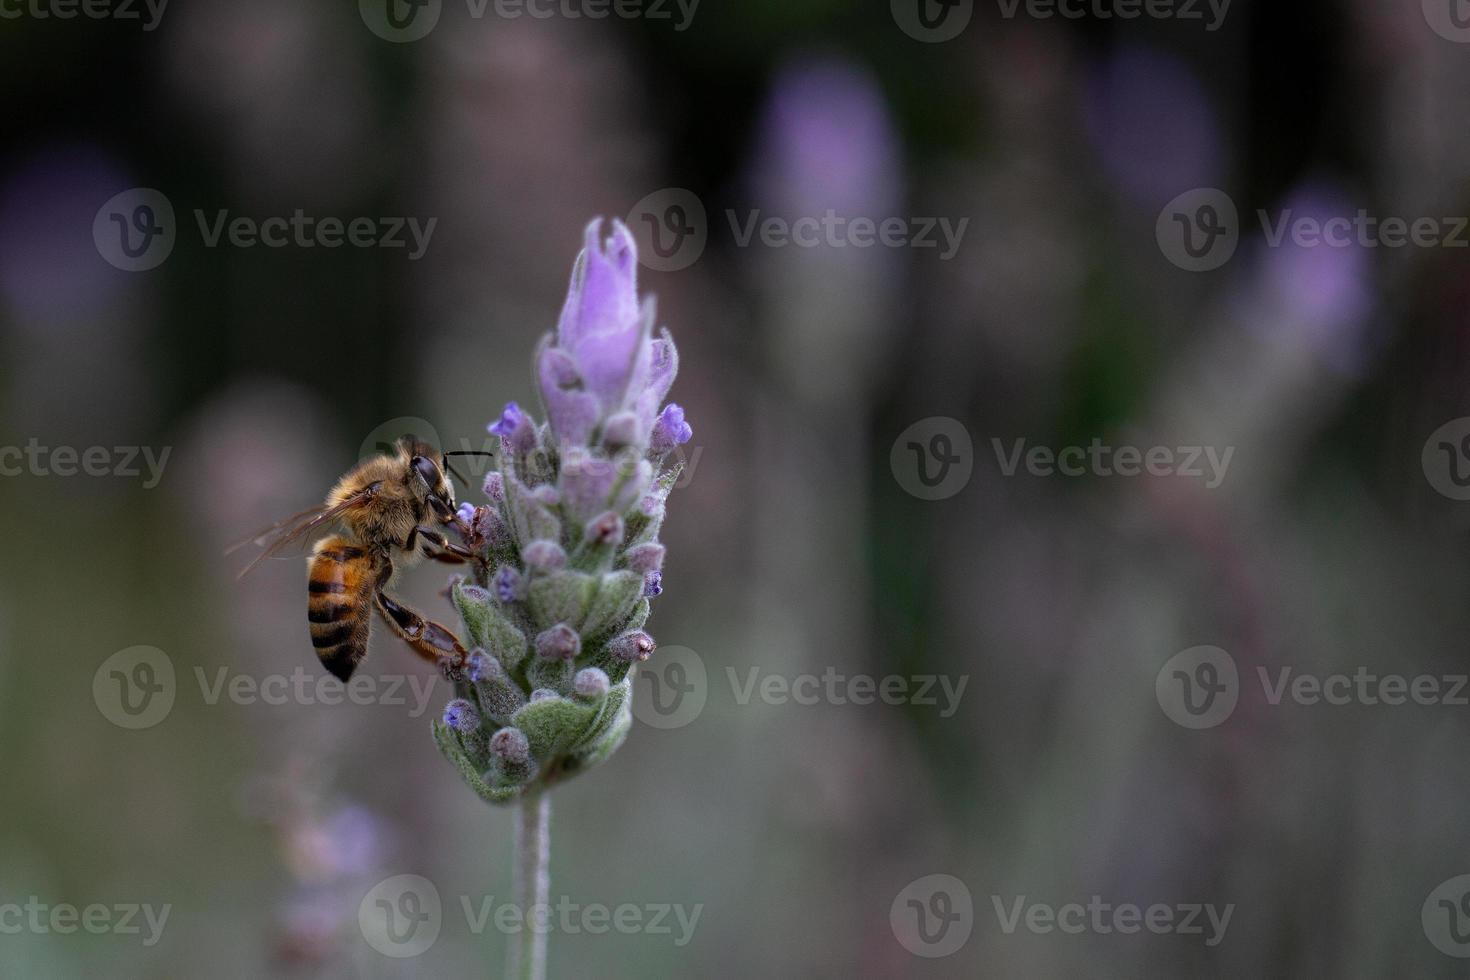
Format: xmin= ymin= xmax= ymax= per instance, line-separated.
xmin=557 ymin=219 xmax=649 ymax=410
xmin=537 ymin=342 xmax=600 ymax=446
xmin=650 ymin=403 xmax=693 ymax=454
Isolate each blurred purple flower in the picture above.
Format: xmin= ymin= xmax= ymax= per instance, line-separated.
xmin=1253 ymin=184 xmax=1374 ymax=374
xmin=1085 ymin=45 xmax=1224 ymax=207
xmin=0 ymin=146 xmax=131 ymax=324
xmin=753 ymin=56 xmax=900 ymax=218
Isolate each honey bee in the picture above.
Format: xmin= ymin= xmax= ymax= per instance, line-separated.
xmin=233 ymin=438 xmax=490 ymax=681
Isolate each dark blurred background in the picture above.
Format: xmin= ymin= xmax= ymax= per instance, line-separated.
xmin=5 ymin=0 xmax=1470 ymax=976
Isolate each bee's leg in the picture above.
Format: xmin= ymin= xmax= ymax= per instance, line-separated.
xmin=373 ymin=567 xmax=469 ymax=671
xmin=410 ymin=525 xmax=483 ymax=566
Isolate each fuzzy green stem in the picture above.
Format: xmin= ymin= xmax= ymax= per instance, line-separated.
xmin=508 ymin=790 xmax=551 ymax=980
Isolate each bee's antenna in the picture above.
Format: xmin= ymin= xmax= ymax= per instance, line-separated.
xmin=441 ymin=451 xmax=496 ymax=489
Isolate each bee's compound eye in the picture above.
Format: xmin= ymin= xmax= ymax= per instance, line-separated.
xmin=411 ymin=455 xmax=441 ymax=489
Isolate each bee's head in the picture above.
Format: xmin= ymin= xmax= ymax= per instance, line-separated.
xmin=401 ymin=439 xmax=455 ymax=522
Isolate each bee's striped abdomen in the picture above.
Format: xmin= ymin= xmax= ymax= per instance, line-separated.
xmin=307 ymin=537 xmax=375 ymax=681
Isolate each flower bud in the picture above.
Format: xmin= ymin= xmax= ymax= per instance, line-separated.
xmin=535 ymin=623 xmax=581 ymax=660
xmin=483 ymin=471 xmax=505 ymax=502
xmin=490 ymin=726 xmax=531 ymax=765
xmin=489 ymin=401 xmax=537 ymax=453
xmin=443 ymin=698 xmax=481 ymax=733
xmin=650 ymin=403 xmax=693 ymax=455
xmin=492 ymin=565 xmax=524 ymax=603
xmin=574 ymin=667 xmax=610 ymax=700
xmin=601 ymin=411 xmax=641 ymax=450
xmin=643 ymin=570 xmax=663 ymax=597
xmin=585 ymin=511 xmax=624 ymax=546
xmin=467 ymin=506 xmax=507 ymax=550
xmin=467 ymin=648 xmax=527 ymax=724
xmin=609 ymin=630 xmax=656 ymax=662
xmin=524 ymin=539 xmax=568 ymax=573
xmin=459 ymin=583 xmax=492 ymax=605
xmin=623 ymin=542 xmax=665 ymax=574
xmin=466 ymin=648 xmax=499 ymax=684
xmin=486 ymin=726 xmax=537 ymax=787
xmin=529 ymin=688 xmax=558 ymax=702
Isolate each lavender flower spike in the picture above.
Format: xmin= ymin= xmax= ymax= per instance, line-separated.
xmin=433 ymin=218 xmax=688 ymax=809
xmin=430 ymin=219 xmax=692 ymax=980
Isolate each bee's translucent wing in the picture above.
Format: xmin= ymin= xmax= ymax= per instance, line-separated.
xmin=223 ymin=504 xmax=330 ymax=556
xmin=232 ymin=488 xmax=376 ymax=579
